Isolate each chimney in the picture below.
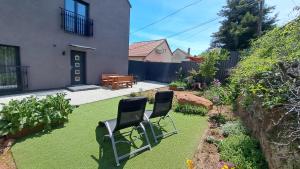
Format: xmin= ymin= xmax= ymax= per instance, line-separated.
xmin=187 ymin=48 xmax=191 ymax=56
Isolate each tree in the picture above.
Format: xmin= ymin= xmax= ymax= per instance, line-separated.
xmin=211 ymin=0 xmax=276 ymax=51
xmin=190 ymin=48 xmax=229 ymax=83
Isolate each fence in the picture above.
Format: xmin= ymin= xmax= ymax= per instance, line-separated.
xmin=128 ymin=52 xmax=240 ymax=83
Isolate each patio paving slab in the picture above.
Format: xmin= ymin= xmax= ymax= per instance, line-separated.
xmin=0 ymin=81 xmax=167 ymax=109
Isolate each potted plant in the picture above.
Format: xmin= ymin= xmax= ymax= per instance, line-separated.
xmin=169 ymin=81 xmax=187 ymax=91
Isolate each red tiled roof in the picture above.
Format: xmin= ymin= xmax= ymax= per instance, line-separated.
xmin=129 ymin=39 xmax=165 ymax=57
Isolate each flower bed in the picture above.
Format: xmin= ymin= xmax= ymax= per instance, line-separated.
xmin=0 ymin=94 xmax=74 ymax=139
xmin=193 ymin=106 xmax=267 ymax=169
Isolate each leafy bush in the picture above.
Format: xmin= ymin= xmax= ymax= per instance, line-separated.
xmin=146 ymin=93 xmax=155 ymax=104
xmin=129 ymin=92 xmax=137 ymax=97
xmin=129 ymin=91 xmax=156 ymax=104
xmin=142 ymin=91 xmax=155 ymax=104
xmin=221 ymin=121 xmax=248 ymax=137
xmin=0 ymin=94 xmax=74 ymax=137
xmin=205 ymin=136 xmax=220 ymax=144
xmin=218 ymin=134 xmax=268 ymax=169
xmin=230 ymin=17 xmax=300 ymax=109
xmin=174 ymin=103 xmax=208 ymax=116
xmin=169 ymin=81 xmax=187 ymax=88
xmin=202 ymin=79 xmax=233 ymax=106
xmin=193 ymin=49 xmax=229 ymax=83
xmin=209 ymin=113 xmax=227 ymax=125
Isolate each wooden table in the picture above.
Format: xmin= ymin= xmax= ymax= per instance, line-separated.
xmin=107 ymin=75 xmax=133 ymax=89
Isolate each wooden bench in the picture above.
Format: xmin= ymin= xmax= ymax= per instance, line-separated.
xmin=112 ymin=76 xmax=134 ymax=89
xmin=100 ymin=73 xmax=118 ymax=86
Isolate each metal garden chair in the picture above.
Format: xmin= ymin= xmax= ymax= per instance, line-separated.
xmin=143 ymin=91 xmax=178 ymax=143
xmin=99 ymin=97 xmax=151 ymax=166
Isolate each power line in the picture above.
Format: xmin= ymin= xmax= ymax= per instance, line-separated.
xmin=129 ymin=17 xmax=221 ymax=51
xmin=178 ymin=26 xmax=212 ymax=41
xmin=167 ymin=17 xmax=221 ymax=38
xmin=129 ymin=1 xmax=258 ymax=51
xmin=130 ymin=0 xmax=204 ymax=34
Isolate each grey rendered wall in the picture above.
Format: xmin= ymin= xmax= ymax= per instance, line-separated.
xmin=0 ymin=0 xmax=130 ymax=90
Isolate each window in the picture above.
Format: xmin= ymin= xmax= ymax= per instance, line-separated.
xmin=0 ymin=45 xmax=20 ymax=90
xmin=63 ymin=0 xmax=92 ymax=36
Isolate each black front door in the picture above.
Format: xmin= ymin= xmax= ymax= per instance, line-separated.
xmin=71 ymin=50 xmax=86 ymax=85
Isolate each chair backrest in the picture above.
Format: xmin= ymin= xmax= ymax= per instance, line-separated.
xmin=115 ymin=97 xmax=147 ymax=131
xmin=150 ymin=91 xmax=174 ymax=119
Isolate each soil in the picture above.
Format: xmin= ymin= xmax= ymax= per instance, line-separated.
xmin=0 ymin=139 xmax=16 ymax=169
xmin=192 ymin=106 xmax=235 ymax=169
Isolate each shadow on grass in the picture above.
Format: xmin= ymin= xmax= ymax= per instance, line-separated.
xmin=93 ymin=123 xmax=165 ymax=169
xmin=13 ymin=124 xmax=66 ymax=144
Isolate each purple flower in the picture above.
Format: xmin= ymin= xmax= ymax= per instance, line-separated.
xmin=213 ymin=79 xmax=221 ymax=87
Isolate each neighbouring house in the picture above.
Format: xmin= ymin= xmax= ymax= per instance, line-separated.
xmin=129 ymin=39 xmax=173 ymax=63
xmin=172 ymin=48 xmax=191 ymax=63
xmin=0 ymin=0 xmax=131 ymax=94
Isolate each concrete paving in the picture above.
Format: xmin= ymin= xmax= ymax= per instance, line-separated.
xmin=0 ymin=81 xmax=167 ymax=109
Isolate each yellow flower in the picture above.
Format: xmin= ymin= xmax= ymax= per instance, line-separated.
xmin=186 ymin=159 xmax=194 ymax=169
xmin=223 ymin=165 xmax=229 ymax=169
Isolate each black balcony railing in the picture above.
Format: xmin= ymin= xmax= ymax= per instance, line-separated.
xmin=0 ymin=66 xmax=29 ymax=93
xmin=60 ymin=8 xmax=93 ymax=37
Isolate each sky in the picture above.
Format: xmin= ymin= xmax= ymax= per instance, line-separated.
xmin=129 ymin=0 xmax=300 ymax=55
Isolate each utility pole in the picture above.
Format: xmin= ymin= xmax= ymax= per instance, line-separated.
xmin=258 ymin=0 xmax=264 ymax=36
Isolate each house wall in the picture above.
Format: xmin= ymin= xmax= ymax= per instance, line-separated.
xmin=172 ymin=49 xmax=189 ymax=63
xmin=0 ymin=0 xmax=130 ymax=90
xmin=144 ymin=41 xmax=173 ymax=63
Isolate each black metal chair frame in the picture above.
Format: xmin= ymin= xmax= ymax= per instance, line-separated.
xmin=143 ymin=91 xmax=178 ymax=143
xmin=101 ymin=97 xmax=151 ymax=166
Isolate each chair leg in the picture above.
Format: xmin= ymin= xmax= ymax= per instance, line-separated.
xmin=110 ymin=134 xmax=120 ymax=166
xmin=104 ymin=122 xmax=152 ymax=166
xmin=139 ymin=123 xmax=152 ymax=150
xmin=148 ymin=121 xmax=158 ymax=143
xmin=153 ymin=114 xmax=178 ymax=140
xmin=167 ymin=114 xmax=178 ymax=134
xmin=105 ymin=122 xmax=120 ymax=166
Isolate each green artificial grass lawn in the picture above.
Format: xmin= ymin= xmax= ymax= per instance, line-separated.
xmin=12 ymin=97 xmax=208 ymax=169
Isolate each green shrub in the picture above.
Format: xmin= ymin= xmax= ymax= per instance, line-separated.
xmin=209 ymin=113 xmax=227 ymax=125
xmin=218 ymin=134 xmax=268 ymax=169
xmin=147 ymin=95 xmax=155 ymax=104
xmin=193 ymin=49 xmax=229 ymax=83
xmin=230 ymin=17 xmax=300 ymax=109
xmin=0 ymin=93 xmax=74 ymax=137
xmin=169 ymin=81 xmax=187 ymax=88
xmin=202 ymin=82 xmax=233 ymax=106
xmin=174 ymin=103 xmax=208 ymax=116
xmin=221 ymin=121 xmax=248 ymax=137
xmin=129 ymin=92 xmax=137 ymax=97
xmin=205 ymin=136 xmax=220 ymax=144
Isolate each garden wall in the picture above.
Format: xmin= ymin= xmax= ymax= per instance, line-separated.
xmin=236 ymin=98 xmax=300 ymax=169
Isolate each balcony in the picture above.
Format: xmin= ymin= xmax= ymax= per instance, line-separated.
xmin=60 ymin=8 xmax=93 ymax=37
xmin=0 ymin=66 xmax=29 ymax=93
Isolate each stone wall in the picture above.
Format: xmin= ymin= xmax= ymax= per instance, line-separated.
xmin=236 ymin=98 xmax=300 ymax=169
